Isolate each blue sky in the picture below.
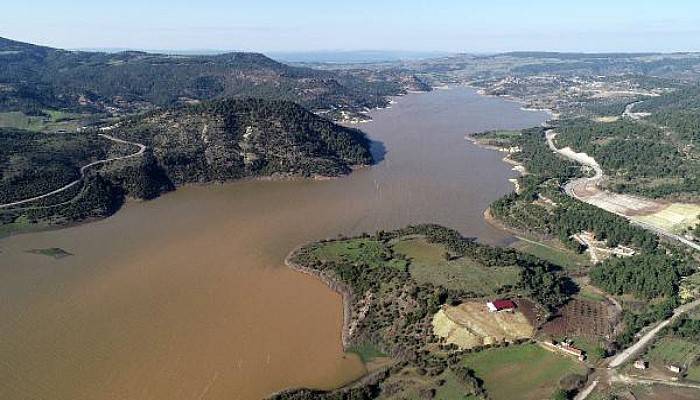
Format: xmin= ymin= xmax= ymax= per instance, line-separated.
xmin=2 ymin=1 xmax=700 ymax=52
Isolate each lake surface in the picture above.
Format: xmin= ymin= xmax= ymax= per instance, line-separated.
xmin=0 ymin=87 xmax=548 ymax=399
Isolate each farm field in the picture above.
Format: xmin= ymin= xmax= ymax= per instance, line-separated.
xmin=644 ymin=336 xmax=700 ymax=368
xmin=378 ymin=367 xmax=480 ymax=400
xmin=633 ymin=203 xmax=700 ymax=234
xmin=623 ymin=384 xmax=700 ymax=400
xmin=432 ymin=302 xmax=534 ymax=349
xmin=461 ymin=343 xmax=587 ymax=400
xmin=542 ymin=298 xmax=613 ymax=338
xmin=0 ymin=110 xmax=89 ymax=132
xmin=686 ymin=363 xmax=700 ymax=382
xmin=393 ymin=237 xmax=520 ymax=295
xmin=311 ymin=238 xmax=409 ymax=270
xmin=511 ymin=237 xmax=590 ymax=271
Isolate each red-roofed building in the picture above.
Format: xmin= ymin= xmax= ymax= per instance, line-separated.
xmin=486 ymin=299 xmax=517 ymax=312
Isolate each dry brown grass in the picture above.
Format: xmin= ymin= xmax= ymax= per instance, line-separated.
xmin=432 ymin=302 xmax=534 ymax=349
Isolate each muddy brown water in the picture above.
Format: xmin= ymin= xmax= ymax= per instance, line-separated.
xmin=0 ymin=87 xmax=548 ymax=399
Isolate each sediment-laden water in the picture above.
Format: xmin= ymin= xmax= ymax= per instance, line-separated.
xmin=0 ymin=87 xmax=548 ymax=399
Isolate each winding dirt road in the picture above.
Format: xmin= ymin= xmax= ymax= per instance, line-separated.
xmin=545 ymin=129 xmax=700 ymax=252
xmin=0 ymin=133 xmax=146 ymax=209
xmin=547 ymin=122 xmax=700 ymax=398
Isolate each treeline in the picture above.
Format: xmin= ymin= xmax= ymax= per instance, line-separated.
xmin=634 ymin=86 xmax=700 ymax=112
xmin=616 ymin=298 xmax=677 ymax=348
xmin=667 ymin=317 xmax=700 ymax=342
xmin=590 ymin=253 xmax=694 ymax=299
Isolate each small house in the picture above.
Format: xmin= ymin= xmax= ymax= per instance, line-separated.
xmin=486 ymin=299 xmax=517 ymax=312
xmin=634 ymin=360 xmax=647 ymax=370
xmin=667 ymin=365 xmax=681 ymax=374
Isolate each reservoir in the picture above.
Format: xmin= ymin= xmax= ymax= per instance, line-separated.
xmin=0 ymin=86 xmax=548 ymax=399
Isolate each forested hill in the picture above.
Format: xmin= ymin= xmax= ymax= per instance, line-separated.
xmin=0 ymin=98 xmax=373 ymax=228
xmin=115 ymin=98 xmax=374 ymax=182
xmin=0 ymin=37 xmax=406 ymax=115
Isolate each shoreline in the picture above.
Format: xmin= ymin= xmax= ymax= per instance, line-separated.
xmin=463 ymin=81 xmax=558 ymax=121
xmin=0 ymin=162 xmax=372 ymax=240
xmin=284 ymin=244 xmax=355 ymax=349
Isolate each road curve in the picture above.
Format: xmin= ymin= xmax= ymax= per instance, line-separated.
xmin=0 ymin=133 xmax=146 ymax=209
xmin=545 ymin=129 xmax=700 ymax=252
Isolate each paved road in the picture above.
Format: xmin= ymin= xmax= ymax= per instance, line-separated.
xmin=548 ymin=125 xmax=700 ymax=399
xmin=573 ymin=380 xmax=598 ymax=400
xmin=608 ymin=298 xmax=700 ymax=368
xmin=0 ymin=133 xmax=146 ymax=209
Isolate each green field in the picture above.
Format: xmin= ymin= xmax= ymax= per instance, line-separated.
xmin=472 ymin=129 xmax=521 ymax=147
xmin=379 ymin=368 xmax=480 ymax=400
xmin=311 ymin=238 xmax=408 ymax=270
xmin=569 ymin=336 xmax=606 ymax=363
xmin=461 ymin=344 xmax=587 ymax=400
xmin=633 ymin=203 xmax=700 ymax=235
xmin=0 ymin=217 xmax=48 ymax=239
xmin=511 ymin=238 xmax=590 ymax=271
xmin=0 ymin=110 xmax=89 ymax=132
xmin=347 ymin=342 xmax=386 ymax=363
xmin=645 ymin=336 xmax=700 ymax=368
xmin=393 ymin=238 xmax=520 ymax=295
xmin=687 ymin=363 xmax=700 ymax=382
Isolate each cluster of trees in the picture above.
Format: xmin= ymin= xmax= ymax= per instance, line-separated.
xmin=634 ymin=87 xmax=700 ymax=113
xmin=450 ymin=364 xmax=486 ymax=398
xmin=667 ymin=317 xmax=700 ymax=342
xmin=1 ymin=174 xmax=123 ymax=226
xmin=0 ymin=128 xmax=107 ymax=203
xmin=590 ymin=253 xmax=694 ymax=299
xmin=554 ymin=118 xmax=700 ymax=198
xmin=115 ymin=98 xmax=373 ymax=185
xmin=648 ymin=109 xmax=700 ymax=141
xmin=616 ymin=298 xmax=677 ymax=348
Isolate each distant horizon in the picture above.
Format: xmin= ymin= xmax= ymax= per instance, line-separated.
xmin=2 ymin=1 xmax=699 ymax=54
xmin=6 ymin=36 xmax=700 ymax=62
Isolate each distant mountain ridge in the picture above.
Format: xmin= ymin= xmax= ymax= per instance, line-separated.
xmin=0 ymin=36 xmax=408 ymax=116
